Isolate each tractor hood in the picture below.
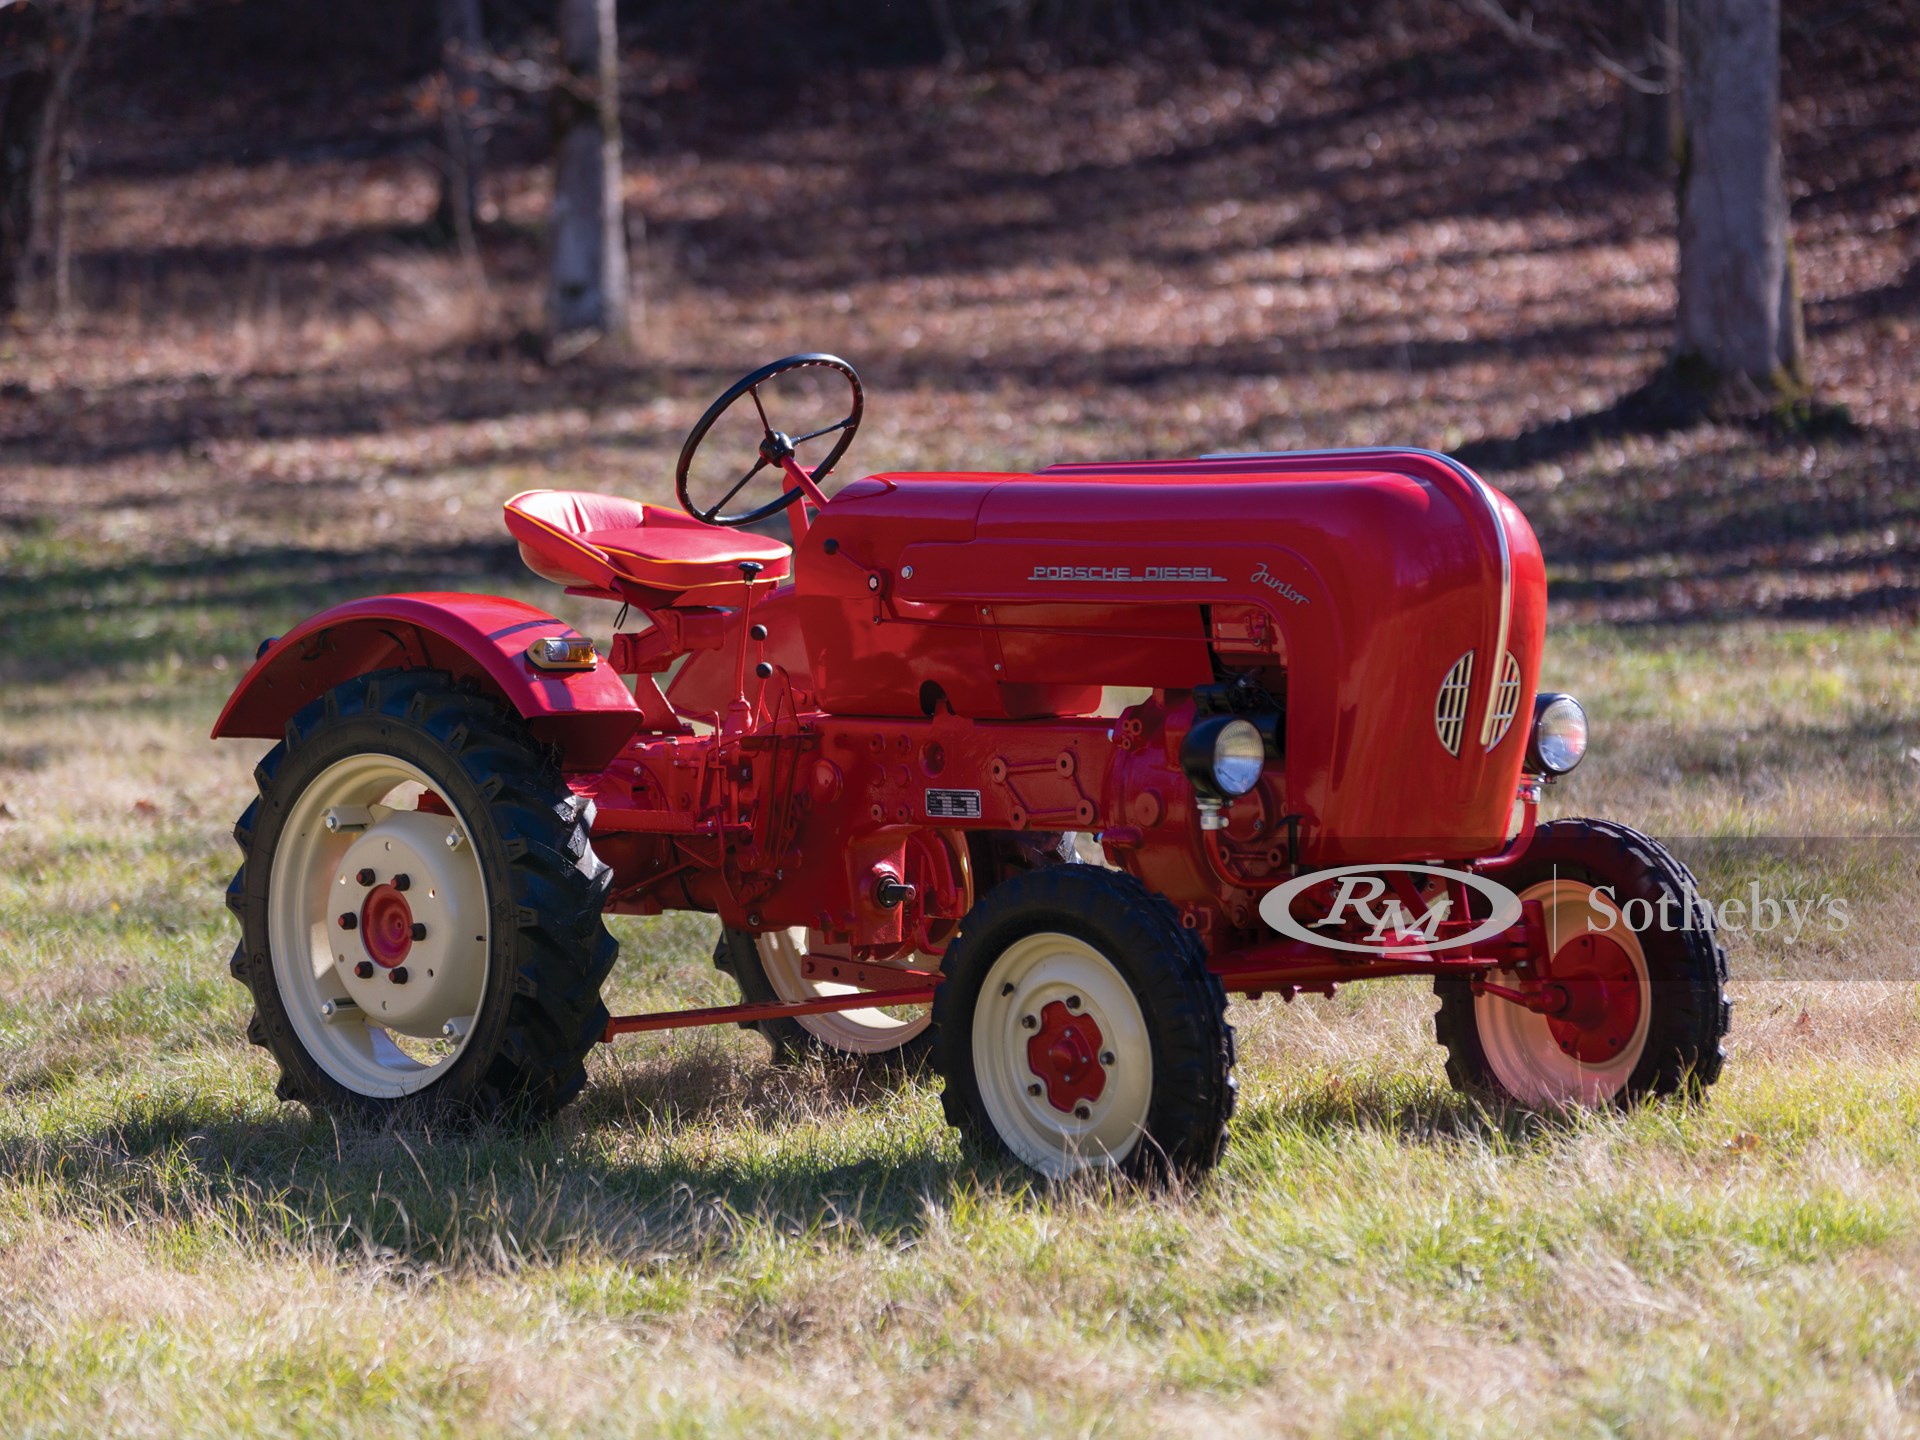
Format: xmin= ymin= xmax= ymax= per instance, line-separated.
xmin=794 ymin=448 xmax=1547 ymax=863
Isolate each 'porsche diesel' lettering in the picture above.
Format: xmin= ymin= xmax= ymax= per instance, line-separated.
xmin=1029 ymin=563 xmax=1227 ymax=583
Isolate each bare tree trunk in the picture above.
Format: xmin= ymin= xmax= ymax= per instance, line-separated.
xmin=926 ymin=0 xmax=966 ymax=67
xmin=1675 ymin=0 xmax=1805 ymax=390
xmin=1621 ymin=0 xmax=1681 ymax=174
xmin=547 ymin=0 xmax=630 ymax=352
xmin=0 ymin=0 xmax=92 ymax=320
xmin=432 ymin=0 xmax=488 ymax=256
xmin=0 ymin=11 xmax=55 ymax=316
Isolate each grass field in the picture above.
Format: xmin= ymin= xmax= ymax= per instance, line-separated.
xmin=6 ymin=6 xmax=1920 ymax=1434
xmin=4 ymin=614 xmax=1920 ymax=1436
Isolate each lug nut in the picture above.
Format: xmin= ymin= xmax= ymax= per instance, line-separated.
xmin=1074 ymin=1104 xmax=1092 ymax=1120
xmin=411 ymin=922 xmax=428 ymax=941
xmin=1066 ymin=995 xmax=1081 ymax=1011
xmin=1101 ymin=1051 xmax=1116 ymax=1067
xmin=393 ymin=873 xmax=411 ymax=892
xmin=1028 ymin=1083 xmax=1043 ymax=1096
xmin=391 ymin=966 xmax=410 ymax=984
xmin=1020 ymin=1014 xmax=1037 ymax=1030
xmin=337 ymin=912 xmax=357 ymax=931
xmin=354 ymin=961 xmax=374 ymax=979
xmin=356 ymin=868 xmax=376 ymax=886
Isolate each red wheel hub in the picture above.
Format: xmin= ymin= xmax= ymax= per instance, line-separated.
xmin=1545 ymin=932 xmax=1641 ymax=1063
xmin=1026 ymin=1000 xmax=1107 ymax=1113
xmin=359 ymin=884 xmax=415 ymax=968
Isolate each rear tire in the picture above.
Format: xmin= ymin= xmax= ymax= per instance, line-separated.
xmin=933 ymin=865 xmax=1235 ymax=1180
xmin=226 ymin=669 xmax=618 ymax=1123
xmin=713 ymin=926 xmax=934 ymax=1067
xmin=1434 ymin=818 xmax=1728 ymax=1106
xmin=714 ymin=829 xmax=1074 ymax=1066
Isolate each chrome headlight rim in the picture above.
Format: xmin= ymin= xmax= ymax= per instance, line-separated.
xmin=1182 ymin=715 xmax=1266 ymax=801
xmin=1527 ymin=692 xmax=1588 ymax=776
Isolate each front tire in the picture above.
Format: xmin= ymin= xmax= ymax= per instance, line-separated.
xmin=226 ymin=670 xmax=618 ymax=1122
xmin=933 ymin=866 xmax=1235 ymax=1180
xmin=1434 ymin=818 xmax=1729 ymax=1106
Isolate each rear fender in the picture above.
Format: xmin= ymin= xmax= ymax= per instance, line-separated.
xmin=211 ymin=592 xmax=640 ymax=770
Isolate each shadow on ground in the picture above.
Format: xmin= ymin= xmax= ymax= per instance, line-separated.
xmin=0 ymin=536 xmax=532 ymax=685
xmin=1 ymin=1066 xmax=964 ymax=1265
xmin=0 ymin=1054 xmax=1590 ymax=1271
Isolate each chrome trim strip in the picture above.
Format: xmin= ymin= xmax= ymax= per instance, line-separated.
xmin=1198 ymin=447 xmax=1513 ymax=745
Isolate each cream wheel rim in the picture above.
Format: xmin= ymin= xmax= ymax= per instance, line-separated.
xmin=1473 ymin=878 xmax=1652 ymax=1105
xmin=971 ymin=931 xmax=1152 ymax=1177
xmin=267 ymin=753 xmax=491 ymax=1097
xmin=753 ymin=927 xmax=932 ymax=1053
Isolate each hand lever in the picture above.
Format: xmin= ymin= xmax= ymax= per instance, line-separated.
xmin=726 ymin=561 xmax=766 ymax=733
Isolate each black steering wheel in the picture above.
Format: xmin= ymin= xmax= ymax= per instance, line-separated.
xmin=675 ymin=353 xmax=864 ymax=527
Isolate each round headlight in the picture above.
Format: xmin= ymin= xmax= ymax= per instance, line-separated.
xmin=1528 ymin=693 xmax=1588 ymax=775
xmin=1182 ymin=716 xmax=1266 ymax=799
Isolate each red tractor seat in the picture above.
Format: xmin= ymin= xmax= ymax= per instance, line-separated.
xmin=504 ymin=490 xmax=791 ymax=601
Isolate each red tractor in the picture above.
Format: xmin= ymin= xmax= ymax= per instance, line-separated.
xmin=217 ymin=355 xmax=1728 ymax=1179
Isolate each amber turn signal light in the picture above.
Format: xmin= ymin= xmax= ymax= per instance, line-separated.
xmin=526 ymin=636 xmax=598 ymax=671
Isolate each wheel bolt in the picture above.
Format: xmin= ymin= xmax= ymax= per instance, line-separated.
xmin=1101 ymin=1051 xmax=1116 ymax=1067
xmin=1027 ymin=1082 xmax=1042 ymax=1096
xmin=356 ymin=868 xmax=376 ymax=886
xmin=354 ymin=961 xmax=374 ymax=979
xmin=337 ymin=912 xmax=357 ymax=930
xmin=391 ymin=966 xmax=410 ymax=984
xmin=1066 ymin=995 xmax=1082 ymax=1010
xmin=411 ymin=922 xmax=428 ymax=941
xmin=1074 ymin=1104 xmax=1091 ymax=1120
xmin=1020 ymin=1014 xmax=1037 ymax=1029
xmin=393 ymin=874 xmax=411 ymax=892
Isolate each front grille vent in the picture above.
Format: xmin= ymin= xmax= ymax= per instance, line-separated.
xmin=1435 ymin=650 xmax=1475 ymax=757
xmin=1485 ymin=651 xmax=1523 ymax=750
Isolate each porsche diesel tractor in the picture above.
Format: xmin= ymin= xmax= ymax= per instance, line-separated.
xmin=217 ymin=355 xmax=1728 ymax=1178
